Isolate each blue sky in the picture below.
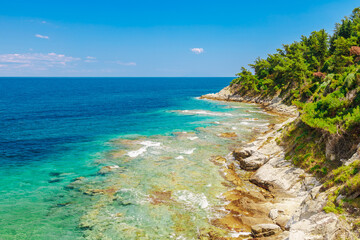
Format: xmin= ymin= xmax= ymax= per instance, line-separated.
xmin=0 ymin=0 xmax=358 ymax=77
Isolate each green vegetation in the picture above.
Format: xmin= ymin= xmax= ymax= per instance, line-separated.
xmin=230 ymin=7 xmax=360 ymax=227
xmin=282 ymin=121 xmax=329 ymax=176
xmin=231 ymin=7 xmax=360 ymax=135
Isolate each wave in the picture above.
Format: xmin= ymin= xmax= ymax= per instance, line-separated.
xmin=181 ymin=148 xmax=196 ymax=155
xmin=187 ymin=136 xmax=199 ymax=141
xmin=171 ymin=110 xmax=234 ymax=117
xmin=174 ymin=190 xmax=209 ymax=209
xmin=127 ymin=141 xmax=162 ymax=158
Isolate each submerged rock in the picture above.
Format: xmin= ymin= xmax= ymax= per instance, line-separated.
xmin=219 ymin=132 xmax=238 ymax=138
xmin=98 ymin=165 xmax=121 ymax=175
xmin=210 ymin=155 xmax=227 ymax=165
xmin=48 ymin=178 xmax=62 ymax=183
xmin=149 ymin=191 xmax=172 ymax=205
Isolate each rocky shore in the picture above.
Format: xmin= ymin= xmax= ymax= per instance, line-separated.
xmin=201 ymin=88 xmax=356 ymax=239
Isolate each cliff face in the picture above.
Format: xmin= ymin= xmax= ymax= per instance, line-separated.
xmin=202 ymin=7 xmax=360 ymax=239
xmin=202 ymin=88 xmax=359 ymax=239
xmin=237 ymin=117 xmax=355 ymax=239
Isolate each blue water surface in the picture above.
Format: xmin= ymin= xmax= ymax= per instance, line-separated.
xmin=0 ymin=77 xmax=233 ymax=239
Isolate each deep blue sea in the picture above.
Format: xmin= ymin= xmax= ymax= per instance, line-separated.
xmin=0 ymin=77 xmax=277 ymax=239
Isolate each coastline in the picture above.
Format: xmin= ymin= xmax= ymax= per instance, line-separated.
xmin=200 ymin=88 xmax=355 ymax=239
xmin=200 ymin=86 xmax=298 ymax=118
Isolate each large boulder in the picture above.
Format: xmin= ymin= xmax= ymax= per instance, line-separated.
xmin=288 ymin=212 xmax=356 ymax=240
xmin=233 ymin=148 xmax=269 ymax=171
xmin=250 ymin=157 xmax=305 ymax=194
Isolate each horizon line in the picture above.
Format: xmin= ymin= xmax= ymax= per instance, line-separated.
xmin=0 ymin=76 xmax=235 ymax=78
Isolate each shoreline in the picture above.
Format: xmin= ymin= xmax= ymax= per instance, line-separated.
xmin=200 ymin=88 xmax=355 ymax=239
xmin=199 ymin=86 xmax=298 ymax=118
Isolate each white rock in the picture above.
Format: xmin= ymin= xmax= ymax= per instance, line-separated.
xmin=269 ymin=209 xmax=279 ymax=220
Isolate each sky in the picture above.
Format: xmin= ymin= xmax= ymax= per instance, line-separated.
xmin=0 ymin=0 xmax=358 ymax=77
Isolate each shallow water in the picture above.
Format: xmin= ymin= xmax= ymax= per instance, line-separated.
xmin=0 ymin=78 xmax=278 ymax=239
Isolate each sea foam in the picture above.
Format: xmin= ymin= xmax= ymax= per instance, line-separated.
xmin=127 ymin=141 xmax=161 ymax=158
xmin=172 ymin=110 xmax=233 ymax=117
xmin=181 ymin=148 xmax=196 ymax=155
xmin=174 ymin=190 xmax=209 ymax=209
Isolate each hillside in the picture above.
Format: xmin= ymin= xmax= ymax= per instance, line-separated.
xmin=223 ymin=7 xmax=360 ymax=236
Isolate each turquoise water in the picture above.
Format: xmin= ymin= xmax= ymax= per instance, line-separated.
xmin=0 ymin=78 xmax=277 ymax=239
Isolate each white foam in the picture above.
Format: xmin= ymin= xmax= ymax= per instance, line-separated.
xmin=256 ymin=123 xmax=270 ymax=127
xmin=175 ymin=155 xmax=184 ymax=160
xmin=109 ymin=165 xmax=120 ymax=169
xmin=173 ymin=110 xmax=233 ymax=117
xmin=174 ymin=190 xmax=209 ymax=209
xmin=239 ymin=121 xmax=250 ymax=125
xmin=139 ymin=141 xmax=161 ymax=147
xmin=118 ymin=188 xmax=148 ymax=204
xmin=229 ymin=232 xmax=252 ymax=237
xmin=187 ymin=136 xmax=199 ymax=141
xmin=232 ymin=127 xmax=237 ymax=130
xmin=127 ymin=141 xmax=162 ymax=158
xmin=181 ymin=148 xmax=196 ymax=155
xmin=127 ymin=147 xmax=147 ymax=158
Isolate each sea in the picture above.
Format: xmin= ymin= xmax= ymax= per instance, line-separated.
xmin=0 ymin=77 xmax=278 ymax=239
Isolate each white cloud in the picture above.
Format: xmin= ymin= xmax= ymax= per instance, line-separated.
xmin=0 ymin=53 xmax=80 ymax=69
xmin=115 ymin=61 xmax=136 ymax=66
xmin=191 ymin=48 xmax=204 ymax=54
xmin=85 ymin=56 xmax=97 ymax=63
xmin=35 ymin=34 xmax=49 ymax=39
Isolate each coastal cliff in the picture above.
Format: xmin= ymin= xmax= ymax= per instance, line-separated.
xmin=201 ymin=89 xmax=358 ymax=239
xmin=199 ymin=7 xmax=360 ymax=239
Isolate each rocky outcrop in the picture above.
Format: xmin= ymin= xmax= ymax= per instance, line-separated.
xmin=200 ymin=86 xmax=299 ymax=117
xmin=202 ymin=89 xmax=357 ymax=239
xmin=228 ymin=115 xmax=353 ymax=239
xmin=236 ymin=119 xmax=356 ymax=239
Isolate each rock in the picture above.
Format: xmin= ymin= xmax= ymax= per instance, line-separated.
xmin=251 ymin=223 xmax=281 ymax=238
xmin=309 ymin=186 xmax=322 ymax=199
xmin=98 ymin=165 xmax=120 ymax=175
xmin=149 ymin=191 xmax=172 ymax=205
xmin=299 ymin=191 xmax=327 ymax=220
xmin=269 ymin=209 xmax=279 ymax=220
xmin=225 ymin=197 xmax=269 ymax=217
xmin=276 ymin=215 xmax=290 ymax=230
xmin=235 ymin=151 xmax=269 ymax=171
xmin=210 ymin=156 xmax=227 ymax=165
xmin=233 ymin=148 xmax=254 ymax=159
xmin=57 ymin=202 xmax=72 ymax=207
xmin=250 ymin=157 xmax=304 ymax=194
xmin=48 ymin=178 xmax=62 ymax=183
xmin=289 ymin=230 xmax=306 ymax=240
xmin=212 ymin=214 xmax=250 ymax=231
xmin=200 ymin=86 xmax=232 ymax=100
xmin=223 ymin=168 xmax=243 ymax=186
xmin=289 ymin=212 xmax=356 ymax=240
xmin=219 ymin=132 xmax=238 ymax=138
